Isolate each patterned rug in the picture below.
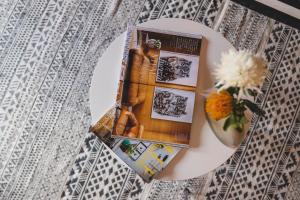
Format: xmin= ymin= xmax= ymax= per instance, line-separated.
xmin=0 ymin=0 xmax=299 ymax=199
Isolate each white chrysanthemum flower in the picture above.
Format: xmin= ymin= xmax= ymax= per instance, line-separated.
xmin=215 ymin=49 xmax=267 ymax=97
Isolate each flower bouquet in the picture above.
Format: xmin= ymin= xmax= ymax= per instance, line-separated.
xmin=205 ymin=49 xmax=267 ymax=136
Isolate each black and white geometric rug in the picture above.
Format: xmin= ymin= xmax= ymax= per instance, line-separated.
xmin=0 ymin=0 xmax=299 ymax=199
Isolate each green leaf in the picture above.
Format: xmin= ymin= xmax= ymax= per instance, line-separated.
xmin=235 ymin=126 xmax=243 ymax=133
xmin=247 ymin=89 xmax=256 ymax=96
xmin=223 ymin=113 xmax=246 ymax=133
xmin=215 ymin=83 xmax=223 ymax=89
xmin=226 ymin=87 xmax=239 ymax=96
xmin=223 ymin=116 xmax=232 ymax=131
xmin=223 ymin=114 xmax=237 ymax=131
xmin=240 ymin=115 xmax=247 ymax=124
xmin=242 ymin=99 xmax=265 ymax=116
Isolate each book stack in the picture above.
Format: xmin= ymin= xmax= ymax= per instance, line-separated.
xmin=91 ymin=26 xmax=202 ymax=182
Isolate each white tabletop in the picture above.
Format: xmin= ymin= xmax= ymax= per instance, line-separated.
xmin=90 ymin=18 xmax=236 ymax=180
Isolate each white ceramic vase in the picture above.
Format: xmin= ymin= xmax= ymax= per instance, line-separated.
xmin=206 ymin=111 xmax=252 ymax=148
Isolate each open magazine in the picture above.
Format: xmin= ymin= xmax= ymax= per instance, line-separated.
xmin=111 ymin=26 xmax=202 ymax=146
xmin=90 ymin=107 xmax=181 ymax=182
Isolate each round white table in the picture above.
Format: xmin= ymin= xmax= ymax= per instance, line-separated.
xmin=90 ymin=18 xmax=235 ymax=180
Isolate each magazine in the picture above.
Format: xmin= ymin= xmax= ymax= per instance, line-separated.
xmin=112 ymin=26 xmax=202 ymax=146
xmin=91 ymin=107 xmax=181 ymax=182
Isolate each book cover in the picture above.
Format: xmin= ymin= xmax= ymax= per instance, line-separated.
xmin=91 ymin=108 xmax=181 ymax=182
xmin=112 ymin=26 xmax=202 ymax=146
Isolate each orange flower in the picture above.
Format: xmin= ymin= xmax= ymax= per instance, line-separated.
xmin=205 ymin=90 xmax=233 ymax=120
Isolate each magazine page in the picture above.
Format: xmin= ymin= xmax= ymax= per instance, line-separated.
xmin=112 ymin=26 xmax=202 ymax=146
xmin=91 ymin=107 xmax=181 ymax=182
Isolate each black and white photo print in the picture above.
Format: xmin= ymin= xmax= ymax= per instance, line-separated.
xmin=151 ymin=87 xmax=195 ymax=123
xmin=156 ymin=51 xmax=199 ymax=87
